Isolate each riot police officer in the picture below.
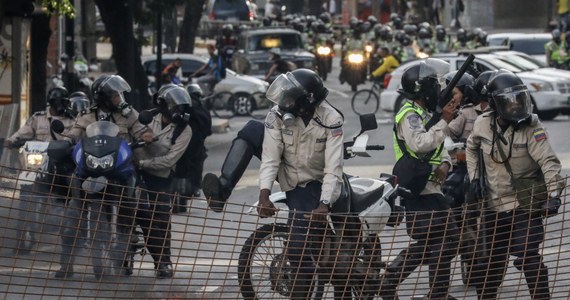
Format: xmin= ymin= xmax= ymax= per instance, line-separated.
xmin=55 ymin=75 xmax=152 ymax=278
xmin=257 ymin=69 xmax=344 ymax=299
xmin=545 ymin=29 xmax=563 ymax=67
xmin=4 ymin=86 xmax=76 ymax=255
xmin=135 ymin=84 xmax=192 ymax=279
xmin=5 ymin=86 xmax=75 ymax=147
xmin=68 ymin=91 xmax=91 ymax=117
xmin=444 ymin=71 xmax=480 ymax=140
xmin=380 ymin=59 xmax=461 ymax=300
xmin=466 ymin=70 xmax=564 ymax=300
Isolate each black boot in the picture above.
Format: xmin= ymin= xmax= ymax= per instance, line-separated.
xmin=156 ymin=262 xmax=174 ymax=279
xmin=379 ymin=244 xmax=425 ymax=300
xmin=203 ymin=139 xmax=254 ymax=212
xmin=518 ymin=256 xmax=551 ymax=300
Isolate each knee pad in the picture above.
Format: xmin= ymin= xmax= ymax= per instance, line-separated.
xmin=237 ymin=120 xmax=264 ymax=148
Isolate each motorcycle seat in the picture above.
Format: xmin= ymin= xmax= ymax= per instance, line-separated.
xmin=350 ymin=177 xmax=385 ymax=214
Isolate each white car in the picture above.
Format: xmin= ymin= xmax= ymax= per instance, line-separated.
xmin=141 ymin=53 xmax=269 ymax=97
xmin=380 ymin=52 xmax=570 ymax=120
xmin=486 ymin=33 xmax=550 ymax=65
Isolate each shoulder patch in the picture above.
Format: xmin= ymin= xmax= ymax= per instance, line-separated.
xmin=406 ymin=114 xmax=422 ymax=130
xmin=533 ymin=128 xmax=547 ymax=142
xmin=264 ymin=111 xmax=277 ymax=129
xmin=331 ymin=127 xmax=343 ymax=137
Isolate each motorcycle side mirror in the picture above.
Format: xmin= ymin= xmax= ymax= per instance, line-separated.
xmin=51 ymin=119 xmax=65 ymax=134
xmin=138 ymin=110 xmax=154 ymax=125
xmin=358 ymin=113 xmax=377 ymax=135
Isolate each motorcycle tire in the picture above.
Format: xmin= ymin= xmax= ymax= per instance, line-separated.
xmin=351 ymin=89 xmax=379 ymax=116
xmin=238 ymin=223 xmax=326 ymax=300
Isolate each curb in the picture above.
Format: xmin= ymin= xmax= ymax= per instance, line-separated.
xmin=211 ymin=118 xmax=230 ymax=134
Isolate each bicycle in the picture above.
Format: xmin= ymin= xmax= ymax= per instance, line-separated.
xmin=351 ymin=79 xmax=382 ymax=116
xmin=204 ymin=91 xmax=272 ymax=120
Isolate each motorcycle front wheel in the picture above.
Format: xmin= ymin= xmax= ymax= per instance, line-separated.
xmin=238 ymin=223 xmax=326 ymax=300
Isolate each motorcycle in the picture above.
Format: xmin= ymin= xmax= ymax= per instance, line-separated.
xmin=237 ymin=114 xmax=409 ymax=299
xmin=52 ymin=112 xmax=153 ymax=278
xmin=314 ymin=34 xmax=335 ymax=81
xmin=340 ymin=39 xmax=367 ymax=92
xmin=13 ymin=139 xmax=74 ymax=254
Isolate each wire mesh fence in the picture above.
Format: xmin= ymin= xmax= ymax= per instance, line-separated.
xmin=0 ymin=164 xmax=568 ymax=299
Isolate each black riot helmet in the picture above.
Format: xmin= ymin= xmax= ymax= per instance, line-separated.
xmin=319 ymin=12 xmax=331 ymax=24
xmin=392 ymin=16 xmax=403 ymax=30
xmin=398 ymin=59 xmax=450 ymax=112
xmin=222 ymin=24 xmax=234 ymax=37
xmin=266 ymin=68 xmax=328 ymax=114
xmin=186 ymin=83 xmax=204 ymax=102
xmin=68 ymin=91 xmax=91 ymax=116
xmin=91 ymin=74 xmax=131 ymax=113
xmin=456 ymin=28 xmax=467 ymax=43
xmin=487 ymin=70 xmax=532 ymax=123
xmin=443 ymin=71 xmax=477 ymax=105
xmin=156 ymin=83 xmax=192 ymax=123
xmin=47 ymin=86 xmax=70 ymax=115
xmin=403 ymin=24 xmax=417 ymax=37
xmin=400 ymin=34 xmax=412 ymax=46
xmin=435 ymin=25 xmax=446 ymax=41
xmin=418 ymin=27 xmax=431 ymax=39
xmin=474 ymin=70 xmax=497 ymax=100
xmin=349 ymin=17 xmax=359 ymax=30
xmin=367 ymin=15 xmax=378 ymax=27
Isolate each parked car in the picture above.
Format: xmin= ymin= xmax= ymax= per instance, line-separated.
xmin=141 ymin=53 xmax=269 ymax=98
xmin=380 ymin=52 xmax=570 ymax=120
xmin=231 ymin=27 xmax=315 ymax=81
xmin=487 ymin=33 xmax=550 ymax=65
xmin=199 ymin=0 xmax=258 ymax=39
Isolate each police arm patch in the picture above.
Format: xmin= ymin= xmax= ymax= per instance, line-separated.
xmin=533 ymin=128 xmax=547 ymax=142
xmin=265 ymin=111 xmax=277 ymax=129
xmin=406 ymin=114 xmax=422 ymax=130
xmin=331 ymin=128 xmax=343 ymax=137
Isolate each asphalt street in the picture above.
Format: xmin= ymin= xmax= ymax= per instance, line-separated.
xmin=0 ymin=56 xmax=569 ymax=299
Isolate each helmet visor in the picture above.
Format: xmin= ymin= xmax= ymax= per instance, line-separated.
xmin=159 ymin=85 xmax=192 ymax=110
xmin=493 ymin=85 xmax=532 ymax=122
xmin=265 ymin=72 xmax=307 ymax=110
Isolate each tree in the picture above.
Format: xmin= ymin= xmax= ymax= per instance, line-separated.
xmin=94 ymin=0 xmax=149 ymax=110
xmin=29 ymin=0 xmax=74 ymax=114
xmin=178 ymin=0 xmax=205 ymax=54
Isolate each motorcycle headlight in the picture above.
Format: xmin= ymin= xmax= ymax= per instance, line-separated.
xmin=348 ymin=53 xmax=364 ymax=64
xmin=317 ymin=46 xmax=332 ymax=55
xmin=365 ymin=45 xmax=374 ymax=53
xmin=27 ymin=154 xmax=44 ymax=166
xmin=86 ymin=154 xmax=114 ymax=170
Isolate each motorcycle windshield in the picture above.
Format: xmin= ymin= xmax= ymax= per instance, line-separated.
xmin=85 ymin=121 xmax=120 ymax=138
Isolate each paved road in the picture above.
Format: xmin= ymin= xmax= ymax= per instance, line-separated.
xmin=1 ymin=56 xmax=569 ymax=299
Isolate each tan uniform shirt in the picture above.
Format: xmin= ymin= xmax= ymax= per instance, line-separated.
xmin=67 ymin=108 xmax=147 ymax=143
xmin=136 ymin=114 xmax=192 ymax=178
xmin=466 ymin=112 xmax=564 ymax=212
xmin=259 ymin=103 xmax=344 ymax=204
xmin=8 ymin=110 xmax=75 ymax=142
xmin=397 ymin=107 xmax=452 ymax=195
xmin=446 ymin=103 xmax=487 ymax=140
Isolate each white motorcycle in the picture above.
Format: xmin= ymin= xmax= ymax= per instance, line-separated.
xmin=237 ymin=114 xmax=411 ymax=300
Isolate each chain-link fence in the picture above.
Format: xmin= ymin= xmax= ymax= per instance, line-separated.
xmin=0 ymin=164 xmax=568 ymax=299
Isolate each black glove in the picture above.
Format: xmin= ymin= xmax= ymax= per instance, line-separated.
xmin=541 ymin=196 xmax=561 ymax=217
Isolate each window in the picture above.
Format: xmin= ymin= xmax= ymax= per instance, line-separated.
xmin=247 ymin=33 xmax=303 ymax=52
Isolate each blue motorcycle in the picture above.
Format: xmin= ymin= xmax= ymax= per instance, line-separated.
xmin=55 ymin=113 xmax=152 ymax=279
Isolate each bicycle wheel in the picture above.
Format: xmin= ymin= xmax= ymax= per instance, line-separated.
xmin=211 ymin=91 xmax=236 ymax=119
xmin=238 ymin=223 xmax=326 ymax=300
xmin=248 ymin=92 xmax=272 ymax=120
xmin=351 ymin=89 xmax=379 ymax=116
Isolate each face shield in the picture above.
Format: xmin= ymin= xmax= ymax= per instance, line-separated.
xmin=158 ymin=84 xmax=192 ymax=111
xmin=492 ymin=85 xmax=532 ymax=122
xmin=98 ymin=75 xmax=131 ymax=108
xmin=265 ymin=72 xmax=308 ymax=111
